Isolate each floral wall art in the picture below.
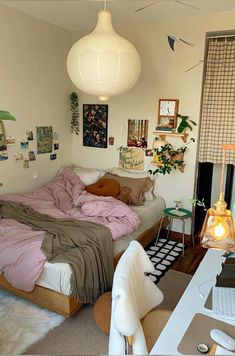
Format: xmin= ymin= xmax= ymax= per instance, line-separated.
xmin=83 ymin=104 xmax=108 ymax=148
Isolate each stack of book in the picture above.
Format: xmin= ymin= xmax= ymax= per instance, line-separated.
xmin=155 ymin=127 xmax=173 ymax=132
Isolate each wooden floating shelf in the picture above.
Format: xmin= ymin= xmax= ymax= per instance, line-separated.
xmin=150 ymin=161 xmax=185 ymax=173
xmin=151 ymin=162 xmax=164 ymax=167
xmin=153 ymin=131 xmax=189 ymax=143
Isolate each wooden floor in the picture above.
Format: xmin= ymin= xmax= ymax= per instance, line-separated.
xmin=167 ymin=231 xmax=207 ymax=275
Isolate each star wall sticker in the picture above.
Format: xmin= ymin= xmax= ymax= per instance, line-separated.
xmin=167 ymin=35 xmax=194 ymax=51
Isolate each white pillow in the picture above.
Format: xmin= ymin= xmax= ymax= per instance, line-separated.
xmin=109 ymin=167 xmax=157 ymax=200
xmin=72 ymin=166 xmax=105 ymax=185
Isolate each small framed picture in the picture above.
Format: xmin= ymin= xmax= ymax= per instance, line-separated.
xmin=54 ymin=143 xmax=59 ymax=150
xmin=0 ymin=152 xmax=8 ymax=161
xmin=21 ymin=141 xmax=29 ymax=149
xmin=15 ymin=152 xmax=23 ymax=161
xmin=109 ymin=137 xmax=114 ymax=146
xmin=23 ymin=159 xmax=29 ymax=168
xmin=6 ymin=137 xmax=15 ymax=145
xmin=26 ymin=131 xmax=34 ymax=141
xmin=145 ymin=149 xmax=153 ymax=157
xmin=29 ymin=151 xmax=36 ymax=161
xmin=50 ymin=153 xmax=57 ymax=160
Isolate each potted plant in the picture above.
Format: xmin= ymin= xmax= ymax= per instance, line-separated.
xmin=149 ymin=138 xmax=195 ymax=175
xmin=177 ymin=114 xmax=196 ymax=133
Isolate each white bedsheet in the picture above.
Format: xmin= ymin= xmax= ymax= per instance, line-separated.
xmin=36 ymin=197 xmax=165 ymax=296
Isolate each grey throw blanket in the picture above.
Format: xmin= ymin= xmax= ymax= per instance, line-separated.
xmin=0 ymin=201 xmax=114 ymax=303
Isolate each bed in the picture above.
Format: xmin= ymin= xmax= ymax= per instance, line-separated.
xmin=0 ymin=167 xmax=168 ymax=317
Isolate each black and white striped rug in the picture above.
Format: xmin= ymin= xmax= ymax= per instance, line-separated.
xmin=145 ymin=238 xmax=186 ymax=283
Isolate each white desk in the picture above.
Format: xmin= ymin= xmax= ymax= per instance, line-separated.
xmin=150 ymin=249 xmax=235 ymax=355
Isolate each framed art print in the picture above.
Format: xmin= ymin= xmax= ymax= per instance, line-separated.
xmin=36 ymin=126 xmax=53 ymax=154
xmin=127 ymin=119 xmax=148 ymax=148
xmin=83 ymin=104 xmax=108 ymax=148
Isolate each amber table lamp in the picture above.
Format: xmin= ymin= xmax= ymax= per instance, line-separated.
xmin=200 ymin=144 xmax=235 ymax=252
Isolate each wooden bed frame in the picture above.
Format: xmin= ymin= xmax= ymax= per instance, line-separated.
xmin=0 ymin=217 xmax=168 ymax=317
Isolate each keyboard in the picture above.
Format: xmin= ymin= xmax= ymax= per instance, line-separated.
xmin=212 ymin=286 xmax=235 ymax=319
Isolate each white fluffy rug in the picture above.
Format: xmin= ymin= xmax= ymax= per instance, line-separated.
xmin=0 ymin=289 xmax=65 ymax=355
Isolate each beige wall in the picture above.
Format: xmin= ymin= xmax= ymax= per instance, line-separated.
xmin=0 ymin=4 xmax=72 ymax=194
xmin=72 ymin=11 xmax=235 ymax=232
xmin=1 ymin=3 xmax=235 ymax=232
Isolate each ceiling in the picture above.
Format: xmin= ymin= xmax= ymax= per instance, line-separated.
xmin=1 ymin=0 xmax=235 ymax=32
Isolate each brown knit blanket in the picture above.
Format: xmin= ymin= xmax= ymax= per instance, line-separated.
xmin=0 ymin=201 xmax=114 ymax=303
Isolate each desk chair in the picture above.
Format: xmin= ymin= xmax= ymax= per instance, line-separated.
xmin=108 ymin=241 xmax=172 ymax=355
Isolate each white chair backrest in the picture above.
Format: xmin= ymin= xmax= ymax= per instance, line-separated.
xmin=108 ymin=241 xmax=164 ymax=355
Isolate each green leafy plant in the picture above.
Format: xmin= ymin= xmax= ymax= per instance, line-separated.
xmin=70 ymin=92 xmax=79 ymax=135
xmin=189 ymin=197 xmax=207 ymax=211
xmin=149 ymin=138 xmax=195 ymax=176
xmin=177 ymin=114 xmax=196 ymax=133
xmin=0 ymin=110 xmax=16 ymax=121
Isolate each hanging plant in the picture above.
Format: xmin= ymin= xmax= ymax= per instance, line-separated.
xmin=70 ymin=92 xmax=79 ymax=135
xmin=0 ymin=110 xmax=16 ymax=187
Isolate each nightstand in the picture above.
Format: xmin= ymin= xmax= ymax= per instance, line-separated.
xmin=156 ymin=207 xmax=193 ymax=256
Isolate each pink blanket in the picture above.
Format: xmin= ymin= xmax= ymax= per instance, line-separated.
xmin=0 ymin=167 xmax=140 ymax=291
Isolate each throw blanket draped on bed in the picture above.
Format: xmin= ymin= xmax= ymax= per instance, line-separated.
xmin=0 ymin=201 xmax=114 ymax=303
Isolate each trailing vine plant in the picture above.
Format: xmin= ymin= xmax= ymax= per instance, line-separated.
xmin=189 ymin=197 xmax=207 ymax=211
xmin=70 ymin=92 xmax=79 ymax=135
xmin=149 ymin=138 xmax=195 ymax=175
xmin=0 ymin=110 xmax=16 ymax=187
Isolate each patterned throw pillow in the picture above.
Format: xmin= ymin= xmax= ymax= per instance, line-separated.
xmin=103 ymin=173 xmax=153 ymax=206
xmin=109 ymin=167 xmax=156 ymax=201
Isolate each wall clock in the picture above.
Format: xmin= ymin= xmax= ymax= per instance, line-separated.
xmin=157 ymin=99 xmax=179 ymax=130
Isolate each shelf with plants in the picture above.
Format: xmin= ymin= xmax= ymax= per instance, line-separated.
xmin=153 ymin=131 xmax=189 ymax=143
xmin=149 ymin=139 xmax=195 ymax=176
xmin=151 ymin=160 xmax=185 ymax=173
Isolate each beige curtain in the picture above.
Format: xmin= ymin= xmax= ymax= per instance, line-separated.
xmin=198 ymin=37 xmax=235 ymax=164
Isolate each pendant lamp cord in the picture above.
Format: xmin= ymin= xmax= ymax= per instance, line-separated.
xmin=220 ymin=149 xmax=226 ymax=196
xmin=104 ymin=0 xmax=107 ymax=10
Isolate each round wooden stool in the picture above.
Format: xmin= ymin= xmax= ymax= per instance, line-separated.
xmin=93 ymin=292 xmax=112 ymax=335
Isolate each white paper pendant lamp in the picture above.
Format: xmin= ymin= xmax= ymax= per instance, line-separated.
xmin=67 ymin=10 xmax=141 ymax=101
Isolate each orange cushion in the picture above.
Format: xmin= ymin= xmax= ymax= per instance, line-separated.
xmin=86 ymin=178 xmax=120 ymax=198
xmin=93 ymin=292 xmax=112 ymax=335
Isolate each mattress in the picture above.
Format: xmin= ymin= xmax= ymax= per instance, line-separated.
xmin=36 ymin=197 xmax=165 ymax=295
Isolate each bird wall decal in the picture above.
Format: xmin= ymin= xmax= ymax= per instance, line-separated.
xmin=185 ymin=60 xmax=204 ymax=72
xmin=135 ymin=0 xmax=199 ymax=13
xmin=167 ymin=35 xmax=194 ymax=51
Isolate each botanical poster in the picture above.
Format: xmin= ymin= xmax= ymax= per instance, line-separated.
xmin=119 ymin=147 xmax=144 ymax=171
xmin=36 ymin=126 xmax=53 ymax=154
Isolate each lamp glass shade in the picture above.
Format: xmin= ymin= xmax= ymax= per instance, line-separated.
xmin=200 ymin=208 xmax=235 ymax=252
xmin=67 ymin=10 xmax=141 ymax=101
